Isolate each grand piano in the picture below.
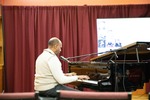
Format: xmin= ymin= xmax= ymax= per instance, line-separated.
xmin=68 ymin=41 xmax=150 ymax=92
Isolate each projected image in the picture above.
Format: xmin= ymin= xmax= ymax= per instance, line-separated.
xmin=97 ymin=18 xmax=150 ymax=53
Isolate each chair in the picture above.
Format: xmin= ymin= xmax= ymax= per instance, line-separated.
xmin=0 ymin=92 xmax=35 ymax=100
xmin=57 ymin=90 xmax=132 ymax=100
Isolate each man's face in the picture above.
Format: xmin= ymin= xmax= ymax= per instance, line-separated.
xmin=54 ymin=43 xmax=62 ymax=55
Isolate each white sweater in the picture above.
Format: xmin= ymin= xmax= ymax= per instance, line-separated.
xmin=34 ymin=49 xmax=78 ymax=91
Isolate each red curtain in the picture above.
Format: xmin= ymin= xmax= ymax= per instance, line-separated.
xmin=2 ymin=5 xmax=150 ymax=92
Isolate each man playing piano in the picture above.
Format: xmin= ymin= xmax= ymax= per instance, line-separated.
xmin=34 ymin=37 xmax=89 ymax=97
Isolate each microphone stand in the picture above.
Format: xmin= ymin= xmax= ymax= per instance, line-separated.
xmin=114 ymin=53 xmax=118 ymax=92
xmin=108 ymin=48 xmax=126 ymax=92
xmin=110 ymin=49 xmax=119 ymax=91
xmin=66 ymin=51 xmax=109 ymax=61
xmin=66 ymin=48 xmax=126 ymax=61
xmin=107 ymin=50 xmax=118 ymax=91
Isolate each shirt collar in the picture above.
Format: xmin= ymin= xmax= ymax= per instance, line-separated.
xmin=44 ymin=48 xmax=55 ymax=55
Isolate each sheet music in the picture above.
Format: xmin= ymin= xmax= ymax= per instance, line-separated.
xmin=77 ymin=80 xmax=98 ymax=85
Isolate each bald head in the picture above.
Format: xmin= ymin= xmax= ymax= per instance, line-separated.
xmin=48 ymin=37 xmax=61 ymax=46
xmin=48 ymin=37 xmax=62 ymax=55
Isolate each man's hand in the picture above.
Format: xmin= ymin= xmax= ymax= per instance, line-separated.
xmin=77 ymin=75 xmax=90 ymax=80
xmin=65 ymin=72 xmax=77 ymax=76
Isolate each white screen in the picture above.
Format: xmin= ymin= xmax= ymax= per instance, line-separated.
xmin=97 ymin=18 xmax=150 ymax=54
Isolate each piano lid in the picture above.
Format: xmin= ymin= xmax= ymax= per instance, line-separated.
xmin=91 ymin=41 xmax=150 ymax=61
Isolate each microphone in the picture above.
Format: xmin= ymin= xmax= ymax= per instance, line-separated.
xmin=60 ymin=56 xmax=70 ymax=63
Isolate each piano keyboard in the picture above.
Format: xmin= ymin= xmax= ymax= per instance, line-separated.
xmin=77 ymin=79 xmax=98 ymax=85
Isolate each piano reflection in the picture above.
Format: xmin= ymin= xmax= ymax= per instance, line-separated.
xmin=68 ymin=41 xmax=150 ymax=92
